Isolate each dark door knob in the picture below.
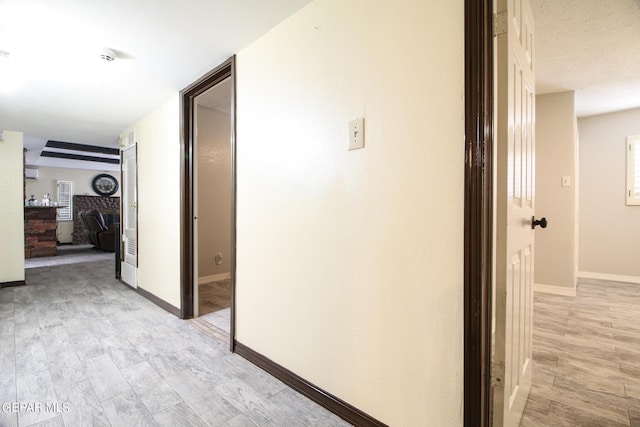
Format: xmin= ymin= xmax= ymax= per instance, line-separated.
xmin=532 ymin=216 xmax=547 ymax=229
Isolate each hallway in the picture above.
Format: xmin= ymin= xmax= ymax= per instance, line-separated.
xmin=0 ymin=260 xmax=349 ymax=426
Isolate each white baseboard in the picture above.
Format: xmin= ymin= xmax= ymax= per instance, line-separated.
xmin=198 ymin=272 xmax=231 ymax=285
xmin=534 ymin=282 xmax=576 ymax=296
xmin=578 ymin=271 xmax=640 ymax=285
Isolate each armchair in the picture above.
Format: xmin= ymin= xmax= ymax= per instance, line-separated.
xmin=79 ymin=209 xmax=116 ymax=252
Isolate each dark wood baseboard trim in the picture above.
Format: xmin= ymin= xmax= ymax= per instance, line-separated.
xmin=234 ymin=341 xmax=388 ymax=427
xmin=131 ymin=284 xmax=180 ymax=317
xmin=0 ymin=280 xmax=26 ymax=288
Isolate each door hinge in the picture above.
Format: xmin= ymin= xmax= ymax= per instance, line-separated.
xmin=493 ymin=11 xmax=508 ymax=37
xmin=492 ymin=362 xmax=505 ymax=389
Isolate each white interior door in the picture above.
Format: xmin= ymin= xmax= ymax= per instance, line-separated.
xmin=493 ymin=0 xmax=536 ymax=425
xmin=121 ymin=136 xmax=138 ymax=289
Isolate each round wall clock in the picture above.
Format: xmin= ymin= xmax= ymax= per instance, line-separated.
xmin=92 ymin=174 xmax=119 ymax=196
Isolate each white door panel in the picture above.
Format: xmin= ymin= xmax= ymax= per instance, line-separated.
xmin=121 ymin=136 xmax=138 ymax=289
xmin=493 ymin=0 xmax=536 ymax=425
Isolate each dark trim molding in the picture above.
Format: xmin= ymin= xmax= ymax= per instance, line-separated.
xmin=0 ymin=280 xmax=26 ymax=288
xmin=46 ymin=140 xmax=120 ymax=155
xmin=133 ymin=284 xmax=180 ymax=317
xmin=229 ymin=58 xmax=237 ymax=352
xmin=235 ymin=342 xmax=388 ymax=427
xmin=464 ymin=0 xmax=493 ymax=426
xmin=40 ymin=151 xmax=120 ymax=164
xmin=180 ymin=56 xmax=237 ymax=351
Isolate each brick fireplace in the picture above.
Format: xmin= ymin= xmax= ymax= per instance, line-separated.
xmin=73 ymin=195 xmax=120 ymax=244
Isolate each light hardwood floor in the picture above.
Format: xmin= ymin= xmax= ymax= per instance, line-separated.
xmin=0 ymin=260 xmax=350 ymax=426
xmin=194 ymin=279 xmax=232 ymax=342
xmin=521 ymin=279 xmax=640 ymax=426
xmin=198 ymin=279 xmax=231 ymax=317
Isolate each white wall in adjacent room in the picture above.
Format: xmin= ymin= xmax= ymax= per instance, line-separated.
xmin=535 ymin=92 xmax=579 ymax=292
xmin=578 ymin=107 xmax=640 ymax=281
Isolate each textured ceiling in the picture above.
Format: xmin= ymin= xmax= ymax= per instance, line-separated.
xmin=532 ymin=0 xmax=640 ymax=117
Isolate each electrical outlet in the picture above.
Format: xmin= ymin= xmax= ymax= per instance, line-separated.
xmin=215 ymin=252 xmax=223 ymax=265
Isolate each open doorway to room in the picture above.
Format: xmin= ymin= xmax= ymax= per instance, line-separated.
xmin=194 ymin=77 xmax=233 ymax=327
xmin=181 ymin=57 xmax=235 ymax=349
xmin=22 ymin=145 xmax=122 ymax=275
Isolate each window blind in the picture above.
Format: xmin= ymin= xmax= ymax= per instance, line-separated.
xmin=57 ymin=180 xmax=72 ymax=220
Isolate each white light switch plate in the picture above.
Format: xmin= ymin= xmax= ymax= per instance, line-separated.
xmin=561 ymin=176 xmax=571 ymax=187
xmin=348 ymin=117 xmax=364 ymax=150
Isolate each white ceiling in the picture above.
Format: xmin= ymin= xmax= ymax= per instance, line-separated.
xmin=531 ymin=0 xmax=640 ymax=117
xmin=1 ymin=0 xmax=638 ymax=169
xmin=0 ymin=0 xmax=312 ymax=167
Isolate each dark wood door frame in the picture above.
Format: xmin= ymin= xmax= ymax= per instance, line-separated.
xmin=180 ymin=56 xmax=237 ymax=351
xmin=464 ymin=0 xmax=493 ymax=426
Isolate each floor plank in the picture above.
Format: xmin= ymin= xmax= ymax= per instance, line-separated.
xmin=522 ymin=279 xmax=640 ymax=426
xmin=0 ymin=258 xmax=351 ymax=427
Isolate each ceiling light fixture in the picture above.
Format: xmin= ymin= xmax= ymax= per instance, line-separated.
xmin=99 ymin=48 xmax=116 ymax=62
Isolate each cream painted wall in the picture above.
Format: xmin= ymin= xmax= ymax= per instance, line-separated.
xmin=0 ymin=131 xmax=25 ymax=284
xmin=534 ymin=92 xmax=578 ymax=290
xmin=25 ymin=166 xmax=120 ymax=243
xmin=578 ymin=107 xmax=640 ymax=279
xmin=197 ymin=106 xmax=232 ymax=278
xmin=236 ymin=1 xmax=464 ymax=425
xmin=128 ymin=95 xmax=182 ymax=308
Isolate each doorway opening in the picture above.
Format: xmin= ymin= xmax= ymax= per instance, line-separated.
xmin=23 ymin=169 xmax=122 ymax=276
xmin=194 ymin=77 xmax=233 ymax=326
xmin=180 ymin=57 xmax=236 ymax=351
